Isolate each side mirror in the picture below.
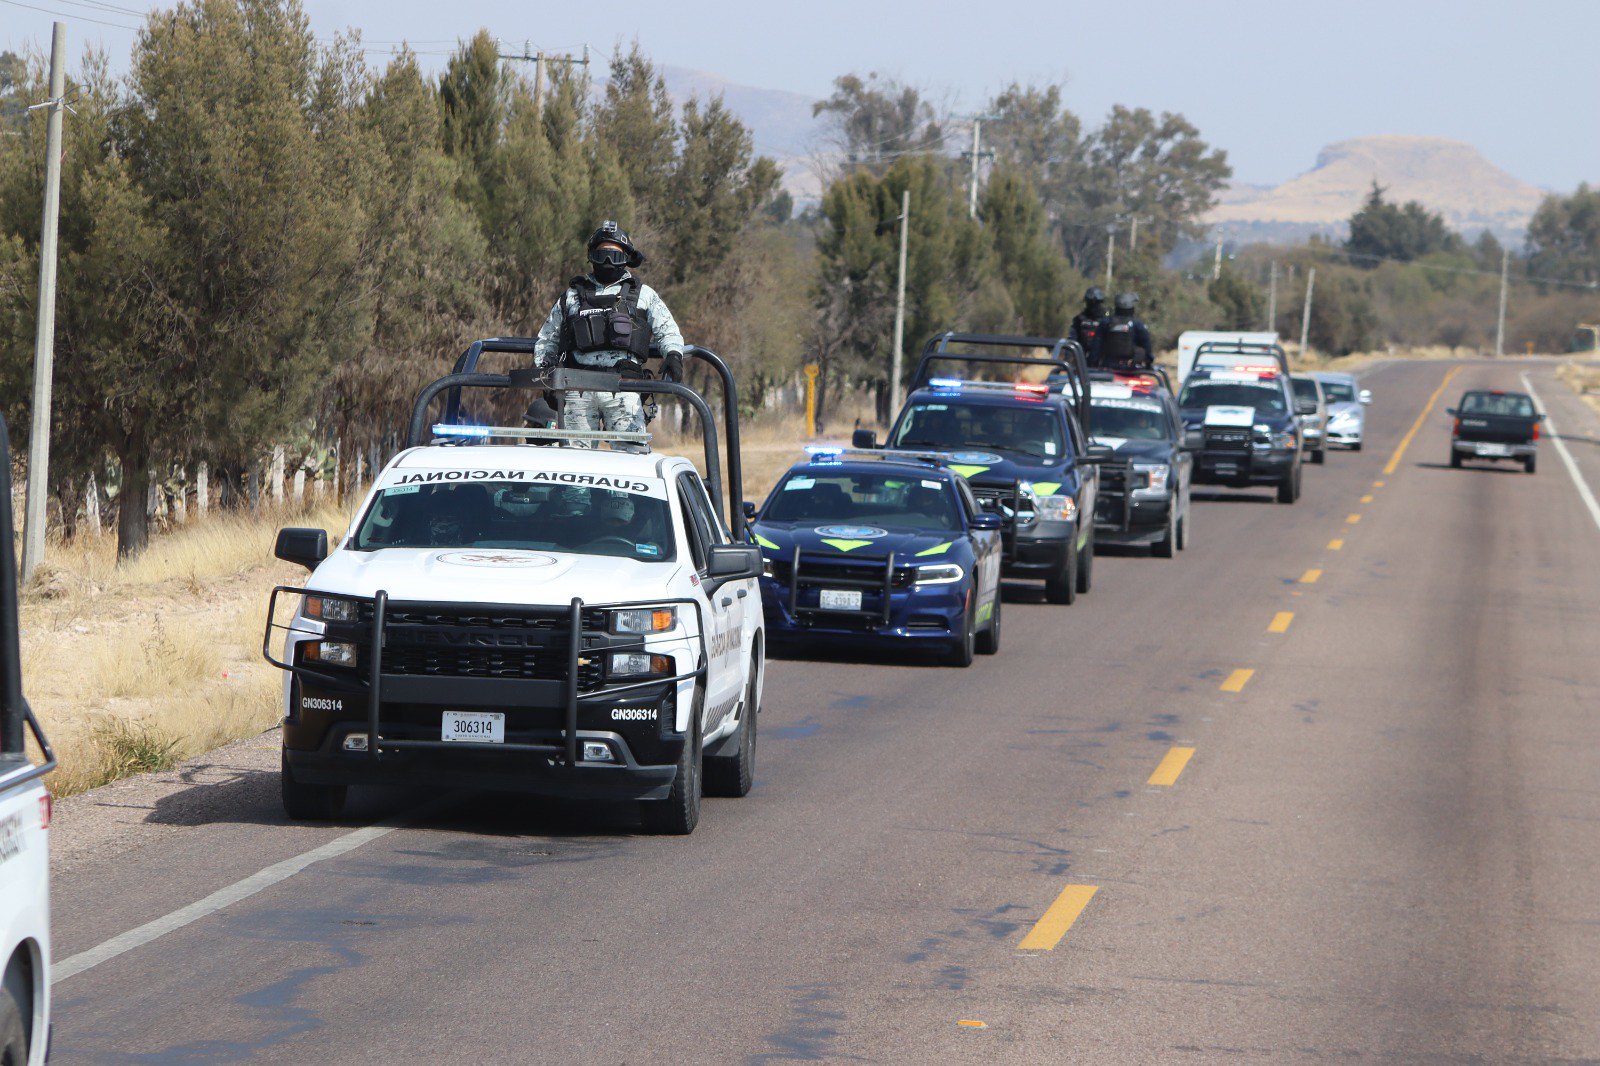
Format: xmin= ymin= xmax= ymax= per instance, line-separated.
xmin=1359 ymin=389 xmax=1373 ymax=405
xmin=1182 ymin=429 xmax=1205 ymax=451
xmin=1537 ymin=412 xmax=1548 ymax=422
xmin=706 ymin=543 xmax=762 ymax=585
xmin=970 ymin=512 xmax=1003 ymax=532
xmin=1081 ymin=443 xmax=1116 ymax=464
xmin=1444 ymin=407 xmax=1457 ymax=417
xmin=1295 ymin=399 xmax=1319 ymax=415
xmin=741 ymin=500 xmax=758 ymax=520
xmin=852 ymin=428 xmax=877 ymax=449
xmin=275 ymin=527 xmax=328 ymax=571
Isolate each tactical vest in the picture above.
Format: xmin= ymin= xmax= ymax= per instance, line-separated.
xmin=561 ymin=276 xmax=652 ymax=362
xmin=1099 ymin=316 xmax=1135 ymax=363
xmin=1073 ymin=313 xmax=1102 ymax=352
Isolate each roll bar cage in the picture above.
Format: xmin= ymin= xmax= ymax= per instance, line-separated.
xmin=412 ymin=339 xmax=747 ymax=539
xmin=1191 ymin=340 xmax=1291 ymax=377
xmin=912 ymin=332 xmax=1092 ymax=433
xmin=0 ymin=413 xmax=55 ymax=789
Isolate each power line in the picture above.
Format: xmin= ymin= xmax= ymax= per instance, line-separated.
xmin=0 ymin=0 xmax=138 ymax=30
xmin=1307 ymin=244 xmax=1599 ymax=291
xmin=49 ymin=0 xmax=144 ymax=17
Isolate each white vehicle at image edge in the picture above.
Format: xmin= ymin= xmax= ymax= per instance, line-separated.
xmin=0 ymin=412 xmax=54 ymax=1066
xmin=266 ymin=360 xmax=764 ymax=836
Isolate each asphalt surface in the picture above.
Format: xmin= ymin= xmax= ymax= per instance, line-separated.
xmin=45 ymin=358 xmax=1600 ymax=1063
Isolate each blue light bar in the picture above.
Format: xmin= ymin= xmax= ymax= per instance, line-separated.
xmin=432 ymin=423 xmax=491 ymax=437
xmin=928 ymin=377 xmax=964 ymax=389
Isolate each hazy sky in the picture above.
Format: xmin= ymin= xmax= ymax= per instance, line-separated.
xmin=4 ymin=0 xmax=1595 ymax=191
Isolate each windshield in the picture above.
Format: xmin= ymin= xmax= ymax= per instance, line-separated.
xmin=354 ymin=480 xmax=675 ymax=562
xmin=891 ymin=401 xmax=1067 ymax=460
xmin=1090 ymin=399 xmax=1171 ymax=441
xmin=1179 ymin=380 xmax=1288 ymax=414
xmin=1321 ymin=380 xmax=1356 ymax=403
xmin=1292 ymin=378 xmax=1320 ymax=402
xmin=1461 ymin=392 xmax=1535 ymax=417
xmin=763 ymin=470 xmax=961 ymax=531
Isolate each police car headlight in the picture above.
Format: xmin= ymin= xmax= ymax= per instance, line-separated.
xmin=1132 ymin=463 xmax=1170 ymax=497
xmin=304 ymin=595 xmax=360 ymax=622
xmin=1035 ymin=494 xmax=1077 ymax=521
xmin=610 ymin=608 xmax=676 ymax=634
xmin=610 ymin=652 xmax=674 ymax=677
xmin=304 ymin=641 xmax=357 ymax=666
xmin=913 ymin=563 xmax=965 ymax=586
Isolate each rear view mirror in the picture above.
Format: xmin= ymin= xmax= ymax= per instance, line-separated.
xmin=970 ymin=512 xmax=1003 ymax=532
xmin=852 ymin=428 xmax=877 ymax=449
xmin=1359 ymin=389 xmax=1373 ymax=405
xmin=1182 ymin=429 xmax=1205 ymax=451
xmin=275 ymin=527 xmax=328 ymax=571
xmin=1082 ymin=443 xmax=1116 ymax=463
xmin=706 ymin=543 xmax=762 ymax=584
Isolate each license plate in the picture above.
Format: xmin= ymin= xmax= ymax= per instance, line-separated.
xmin=441 ymin=711 xmax=504 ymax=743
xmin=819 ymin=589 xmax=862 ymax=611
xmin=1476 ymin=443 xmax=1510 ymax=457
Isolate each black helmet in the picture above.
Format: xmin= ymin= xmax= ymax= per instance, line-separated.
xmin=586 ymin=220 xmax=644 ymax=268
xmin=1114 ymin=292 xmax=1138 ymax=312
xmin=522 ymin=397 xmax=558 ymax=428
xmin=1084 ymin=287 xmax=1105 ymax=304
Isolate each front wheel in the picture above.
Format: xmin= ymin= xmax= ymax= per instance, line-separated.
xmin=705 ymin=658 xmax=759 ymax=798
xmin=281 ymin=748 xmax=347 ymax=821
xmin=1075 ymin=526 xmax=1095 ymax=594
xmin=1152 ymin=509 xmax=1176 ymax=558
xmin=944 ymin=604 xmax=976 ymax=667
xmin=1044 ymin=543 xmax=1077 ymax=605
xmin=642 ymin=693 xmax=703 ymax=834
xmin=975 ymin=591 xmax=1002 ymax=655
xmin=1276 ymin=464 xmax=1301 ymax=504
xmin=1311 ymin=448 xmax=1325 ymax=465
xmin=1176 ymin=502 xmax=1190 ymax=551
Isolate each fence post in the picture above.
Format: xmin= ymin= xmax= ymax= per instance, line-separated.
xmin=271 ymin=446 xmax=285 ymax=504
xmin=293 ymin=467 xmax=305 ymax=505
xmin=85 ymin=474 xmax=100 ymax=535
xmin=197 ymin=462 xmax=209 ymax=515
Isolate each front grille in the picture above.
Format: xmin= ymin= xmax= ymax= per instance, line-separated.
xmin=350 ymin=602 xmax=611 ymax=690
xmin=1204 ymin=428 xmax=1252 ymax=454
xmin=363 ymin=603 xmax=608 ymax=630
xmin=773 ymin=558 xmax=914 ymax=589
xmin=380 ymin=645 xmax=604 ymax=687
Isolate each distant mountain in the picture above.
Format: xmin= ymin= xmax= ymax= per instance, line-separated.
xmin=655 ymin=66 xmax=824 ymax=202
xmin=1206 ymin=135 xmax=1548 ymax=243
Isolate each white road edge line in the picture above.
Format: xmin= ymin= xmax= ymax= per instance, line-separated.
xmin=1521 ymin=371 xmax=1600 ymax=535
xmin=52 ymin=822 xmax=401 ymax=984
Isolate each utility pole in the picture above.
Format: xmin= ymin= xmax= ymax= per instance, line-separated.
xmin=499 ymin=41 xmax=587 ymax=111
xmin=891 ymin=189 xmax=911 ymax=412
xmin=533 ymin=48 xmax=546 ymax=113
xmin=1212 ymin=230 xmax=1225 ymax=281
xmin=22 ymin=22 xmax=65 ymax=585
xmin=968 ymin=119 xmax=981 ymax=219
xmin=1298 ymin=268 xmax=1316 ymax=359
xmin=1494 ymin=247 xmax=1509 ymax=357
xmin=1105 ymin=224 xmax=1116 ymax=288
xmin=1267 ymin=260 xmax=1278 ymax=331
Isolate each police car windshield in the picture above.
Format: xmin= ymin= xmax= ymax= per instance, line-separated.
xmin=1320 ymin=381 xmax=1356 ymax=403
xmin=353 ymin=481 xmax=676 ymax=562
xmin=1090 ymin=399 xmax=1170 ymax=441
xmin=763 ymin=471 xmax=962 ymax=531
xmin=891 ymin=401 xmax=1067 ymax=460
xmin=1178 ymin=379 xmax=1288 ymax=414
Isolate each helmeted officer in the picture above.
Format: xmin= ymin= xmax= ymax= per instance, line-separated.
xmin=534 ymin=221 xmax=685 ymax=447
xmin=1094 ymin=292 xmax=1154 ymax=368
xmin=1071 ymin=287 xmax=1106 ymax=359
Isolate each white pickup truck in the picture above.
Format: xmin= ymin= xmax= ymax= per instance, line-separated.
xmin=266 ymin=352 xmax=764 ymax=834
xmin=0 ymin=416 xmax=54 ymax=1065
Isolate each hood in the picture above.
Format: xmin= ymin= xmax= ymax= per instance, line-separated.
xmin=752 ymin=521 xmax=965 ymax=559
xmin=308 ymin=547 xmax=678 ymax=606
xmin=1325 ymin=401 xmax=1363 ymax=419
xmin=929 ymin=451 xmax=1076 ymax=496
xmin=1093 ymin=437 xmax=1172 ymax=462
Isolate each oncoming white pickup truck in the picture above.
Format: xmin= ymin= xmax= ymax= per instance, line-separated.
xmin=266 ymin=350 xmax=765 ymax=834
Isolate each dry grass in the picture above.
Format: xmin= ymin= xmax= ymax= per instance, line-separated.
xmin=1556 ymin=359 xmax=1600 ymax=418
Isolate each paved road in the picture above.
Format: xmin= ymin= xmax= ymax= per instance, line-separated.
xmin=46 ymin=358 xmax=1600 ymax=1063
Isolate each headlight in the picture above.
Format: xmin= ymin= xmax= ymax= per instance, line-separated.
xmin=1132 ymin=463 xmax=1171 ymax=497
xmin=303 ymin=641 xmax=357 ymax=666
xmin=610 ymin=652 xmax=673 ymax=676
xmin=1035 ymin=494 xmax=1077 ymax=521
xmin=610 ymin=607 xmax=676 ymax=634
xmin=913 ymin=563 xmax=965 ymax=586
xmin=304 ymin=595 xmax=360 ymax=622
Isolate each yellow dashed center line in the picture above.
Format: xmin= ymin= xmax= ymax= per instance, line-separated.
xmin=1147 ymin=746 xmax=1195 ymax=786
xmin=956 ymin=1020 xmax=988 ymax=1029
xmin=1017 ymin=884 xmax=1099 ymax=951
xmin=1220 ymin=668 xmax=1254 ymax=692
xmin=1299 ymin=569 xmax=1321 ymax=584
xmin=1328 ymin=538 xmax=1344 ymax=550
xmin=1373 ymin=480 xmax=1385 ymax=487
xmin=1347 ymin=514 xmax=1362 ymax=524
xmin=1361 ymin=494 xmax=1374 ymax=503
xmin=1268 ymin=611 xmax=1294 ymax=633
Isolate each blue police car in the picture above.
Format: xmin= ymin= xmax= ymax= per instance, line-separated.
xmin=749 ymin=451 xmax=1004 ymax=666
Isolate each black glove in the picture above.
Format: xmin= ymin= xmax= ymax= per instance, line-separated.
xmin=662 ymin=351 xmax=684 ymax=383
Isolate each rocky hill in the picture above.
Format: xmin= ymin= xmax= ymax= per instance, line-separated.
xmin=1206 ymin=135 xmax=1547 ymax=241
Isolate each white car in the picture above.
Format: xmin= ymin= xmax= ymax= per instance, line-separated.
xmin=0 ymin=418 xmax=52 ymax=1066
xmin=1313 ymin=371 xmax=1372 ymax=451
xmin=267 ymin=418 xmax=764 ymax=835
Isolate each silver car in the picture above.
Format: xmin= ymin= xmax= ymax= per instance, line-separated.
xmin=1313 ymin=371 xmax=1372 ymax=451
xmin=1291 ymin=376 xmax=1328 ymax=465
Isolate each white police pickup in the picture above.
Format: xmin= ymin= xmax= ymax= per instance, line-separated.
xmin=266 ymin=432 xmax=765 ymax=835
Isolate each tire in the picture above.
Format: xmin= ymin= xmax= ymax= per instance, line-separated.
xmin=1044 ymin=543 xmax=1077 ymax=605
xmin=975 ymin=591 xmax=1001 ymax=655
xmin=1152 ymin=509 xmax=1176 ymax=558
xmin=704 ymin=657 xmax=758 ymax=798
xmin=1075 ymin=526 xmax=1094 ymax=594
xmin=1449 ymin=448 xmax=1462 ymax=469
xmin=281 ymin=748 xmax=347 ymax=821
xmin=642 ymin=691 xmax=703 ymax=834
xmin=1311 ymin=448 xmax=1325 ymax=465
xmin=1525 ymin=454 xmax=1537 ymax=474
xmin=944 ymin=603 xmax=976 ymax=667
xmin=0 ymin=962 xmax=29 ymax=1066
xmin=1351 ymin=441 xmax=1363 ymax=452
xmin=1176 ymin=503 xmax=1190 ymax=551
xmin=1276 ymin=464 xmax=1300 ymax=504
